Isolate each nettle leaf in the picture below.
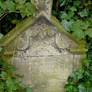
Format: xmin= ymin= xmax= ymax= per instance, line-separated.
xmin=85 ymin=28 xmax=92 ymax=38
xmin=78 ymin=9 xmax=88 ymax=17
xmin=61 ymin=19 xmax=74 ymax=32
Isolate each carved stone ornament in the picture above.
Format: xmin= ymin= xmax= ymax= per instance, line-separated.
xmin=0 ymin=0 xmax=87 ymax=92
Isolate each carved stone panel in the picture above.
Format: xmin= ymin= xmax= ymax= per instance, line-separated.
xmin=11 ymin=18 xmax=81 ymax=92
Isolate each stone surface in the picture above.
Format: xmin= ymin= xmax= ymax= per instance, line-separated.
xmin=0 ymin=0 xmax=87 ymax=92
xmin=10 ymin=17 xmax=82 ymax=92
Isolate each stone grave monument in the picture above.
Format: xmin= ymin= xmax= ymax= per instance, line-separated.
xmin=0 ymin=0 xmax=87 ymax=92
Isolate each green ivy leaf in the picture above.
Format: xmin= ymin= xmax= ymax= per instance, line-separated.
xmin=69 ymin=6 xmax=77 ymax=12
xmin=65 ymin=84 xmax=78 ymax=92
xmin=78 ymin=84 xmax=86 ymax=92
xmin=6 ymin=77 xmax=16 ymax=92
xmin=74 ymin=1 xmax=81 ymax=7
xmin=70 ymin=69 xmax=84 ymax=81
xmin=82 ymin=59 xmax=91 ymax=68
xmin=71 ymin=20 xmax=84 ymax=31
xmin=72 ymin=29 xmax=85 ymax=40
xmin=0 ymin=71 xmax=8 ymax=80
xmin=59 ymin=12 xmax=69 ymax=20
xmin=0 ymin=82 xmax=4 ymax=92
xmin=0 ymin=33 xmax=3 ymax=39
xmin=20 ymin=12 xmax=26 ymax=18
xmin=78 ymin=9 xmax=88 ymax=17
xmin=24 ymin=87 xmax=32 ymax=92
xmin=0 ymin=1 xmax=6 ymax=10
xmin=88 ymin=51 xmax=92 ymax=58
xmin=0 ymin=8 xmax=4 ymax=14
xmin=6 ymin=1 xmax=16 ymax=12
xmin=16 ymin=3 xmax=25 ymax=12
xmin=25 ymin=2 xmax=35 ymax=16
xmin=59 ymin=0 xmax=67 ymax=7
xmin=71 ymin=20 xmax=86 ymax=40
xmin=85 ymin=28 xmax=92 ymax=38
xmin=52 ymin=10 xmax=57 ymax=16
xmin=67 ymin=11 xmax=75 ymax=19
xmin=61 ymin=19 xmax=74 ymax=32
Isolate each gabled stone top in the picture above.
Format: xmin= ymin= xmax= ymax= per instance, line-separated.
xmin=0 ymin=0 xmax=87 ymax=54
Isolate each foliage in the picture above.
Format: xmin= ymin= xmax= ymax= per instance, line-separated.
xmin=0 ymin=0 xmax=35 ymax=34
xmin=0 ymin=33 xmax=3 ymax=39
xmin=0 ymin=58 xmax=32 ymax=92
xmin=0 ymin=0 xmax=35 ymax=17
xmin=0 ymin=33 xmax=3 ymax=51
xmin=52 ymin=0 xmax=92 ymax=40
xmin=64 ymin=58 xmax=92 ymax=92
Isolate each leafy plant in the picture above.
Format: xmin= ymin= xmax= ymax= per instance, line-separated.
xmin=52 ymin=0 xmax=92 ymax=40
xmin=0 ymin=58 xmax=32 ymax=92
xmin=0 ymin=33 xmax=3 ymax=51
xmin=0 ymin=0 xmax=35 ymax=34
xmin=64 ymin=58 xmax=92 ymax=92
xmin=0 ymin=0 xmax=35 ymax=18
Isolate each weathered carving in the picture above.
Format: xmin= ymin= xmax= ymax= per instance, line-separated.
xmin=0 ymin=0 xmax=87 ymax=92
xmin=31 ymin=0 xmax=52 ymax=19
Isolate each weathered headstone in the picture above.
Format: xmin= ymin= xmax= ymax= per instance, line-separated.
xmin=0 ymin=0 xmax=87 ymax=92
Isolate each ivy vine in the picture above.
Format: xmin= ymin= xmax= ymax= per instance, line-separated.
xmin=52 ymin=0 xmax=92 ymax=40
xmin=0 ymin=58 xmax=32 ymax=92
